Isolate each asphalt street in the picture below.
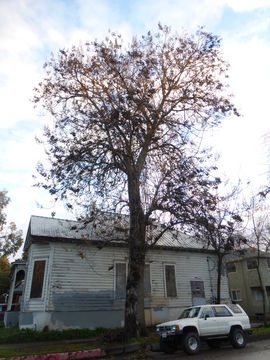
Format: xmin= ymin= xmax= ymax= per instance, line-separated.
xmin=154 ymin=340 xmax=270 ymax=360
xmin=115 ymin=339 xmax=270 ymax=359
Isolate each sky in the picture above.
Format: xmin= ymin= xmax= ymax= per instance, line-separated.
xmin=1 ymin=0 xmax=270 ymax=256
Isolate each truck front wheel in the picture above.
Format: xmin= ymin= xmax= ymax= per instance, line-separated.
xmin=182 ymin=332 xmax=200 ymax=355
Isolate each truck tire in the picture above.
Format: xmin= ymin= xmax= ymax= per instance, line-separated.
xmin=230 ymin=328 xmax=246 ymax=349
xmin=182 ymin=332 xmax=200 ymax=355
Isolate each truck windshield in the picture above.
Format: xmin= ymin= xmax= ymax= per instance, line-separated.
xmin=178 ymin=307 xmax=201 ymax=319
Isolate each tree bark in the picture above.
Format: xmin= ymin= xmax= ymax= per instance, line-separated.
xmin=124 ymin=172 xmax=147 ymax=339
xmin=216 ymin=253 xmax=223 ymax=304
xmin=256 ymin=257 xmax=267 ymax=326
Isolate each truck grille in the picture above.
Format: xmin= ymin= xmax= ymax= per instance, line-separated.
xmin=158 ymin=326 xmax=172 ymax=332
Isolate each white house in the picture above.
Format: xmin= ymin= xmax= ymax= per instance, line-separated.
xmin=5 ymin=215 xmax=230 ymax=330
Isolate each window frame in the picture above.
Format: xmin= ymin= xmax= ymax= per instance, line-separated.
xmin=251 ymin=287 xmax=264 ymax=302
xmin=114 ymin=261 xmax=127 ymax=300
xmin=200 ymin=306 xmax=214 ymax=319
xmin=144 ymin=263 xmax=152 ymax=297
xmin=226 ymin=262 xmax=236 ymax=273
xmin=231 ymin=289 xmax=241 ymax=301
xmin=247 ymin=258 xmax=257 ymax=270
xmin=212 ymin=305 xmax=233 ymax=317
xmin=29 ymin=258 xmax=47 ymax=300
xmin=164 ymin=263 xmax=177 ymax=298
xmin=114 ymin=262 xmax=152 ymax=299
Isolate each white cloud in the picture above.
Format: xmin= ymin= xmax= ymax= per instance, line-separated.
xmin=223 ymin=0 xmax=270 ymax=12
xmin=209 ymin=30 xmax=270 ymax=190
xmin=133 ymin=0 xmax=224 ymax=32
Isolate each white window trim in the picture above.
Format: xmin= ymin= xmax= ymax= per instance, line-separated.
xmin=163 ymin=263 xmax=177 ymax=298
xmin=144 ymin=263 xmax=152 ymax=297
xmin=28 ymin=257 xmax=48 ymax=301
xmin=231 ymin=289 xmax=242 ymax=301
xmin=114 ymin=261 xmax=127 ymax=300
xmin=113 ymin=261 xmax=152 ymax=299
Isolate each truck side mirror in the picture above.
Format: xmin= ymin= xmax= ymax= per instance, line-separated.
xmin=204 ymin=314 xmax=210 ymax=320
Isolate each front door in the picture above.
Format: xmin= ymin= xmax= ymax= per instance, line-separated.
xmin=190 ymin=281 xmax=206 ymax=306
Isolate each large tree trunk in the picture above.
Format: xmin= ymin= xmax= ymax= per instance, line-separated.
xmin=124 ymin=172 xmax=147 ymax=339
xmin=256 ymin=257 xmax=267 ymax=326
xmin=216 ymin=253 xmax=223 ymax=304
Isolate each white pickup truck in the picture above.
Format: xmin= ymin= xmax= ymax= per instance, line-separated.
xmin=156 ymin=304 xmax=252 ymax=355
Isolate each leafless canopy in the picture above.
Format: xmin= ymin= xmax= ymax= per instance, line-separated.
xmin=34 ymin=25 xmax=237 ymax=231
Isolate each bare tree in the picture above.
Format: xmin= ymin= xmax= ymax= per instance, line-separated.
xmin=246 ymin=195 xmax=270 ymax=326
xmin=33 ymin=25 xmax=238 ymax=338
xmin=195 ymin=185 xmax=245 ymax=304
xmin=0 ymin=190 xmax=23 ymax=258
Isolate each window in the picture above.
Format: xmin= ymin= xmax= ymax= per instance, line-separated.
xmin=144 ymin=264 xmax=151 ymax=296
xmin=226 ymin=262 xmax=236 ymax=273
xmin=251 ymin=287 xmax=263 ymax=302
xmin=213 ymin=306 xmax=232 ymax=317
xmin=115 ymin=263 xmax=126 ymax=299
xmin=179 ymin=307 xmax=201 ymax=319
xmin=267 ymin=259 xmax=270 ymax=268
xmin=164 ymin=264 xmax=177 ymax=297
xmin=231 ymin=290 xmax=241 ymax=301
xmin=115 ymin=263 xmax=151 ymax=299
xmin=247 ymin=258 xmax=257 ymax=270
xmin=30 ymin=260 xmax=46 ymax=299
xmin=227 ymin=304 xmax=243 ymax=314
xmin=200 ymin=307 xmax=214 ymax=318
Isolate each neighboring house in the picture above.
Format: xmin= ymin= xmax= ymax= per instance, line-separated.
xmin=226 ymin=251 xmax=270 ymax=319
xmin=6 ymin=215 xmax=230 ymax=330
xmin=3 ymin=260 xmax=26 ymax=326
xmin=7 ymin=260 xmax=26 ymax=306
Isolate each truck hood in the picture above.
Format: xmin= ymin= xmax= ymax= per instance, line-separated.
xmin=157 ymin=317 xmax=198 ymax=328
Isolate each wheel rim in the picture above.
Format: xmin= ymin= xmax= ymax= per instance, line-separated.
xmin=188 ymin=336 xmax=198 ymax=351
xmin=236 ymin=332 xmax=244 ymax=345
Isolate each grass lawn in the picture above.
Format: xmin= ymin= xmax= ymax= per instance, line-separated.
xmin=0 ymin=321 xmax=107 ymax=344
xmin=0 ymin=322 xmax=158 ymax=358
xmin=252 ymin=325 xmax=270 ymax=335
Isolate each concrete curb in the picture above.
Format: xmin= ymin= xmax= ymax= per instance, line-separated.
xmin=0 ymin=348 xmax=103 ymax=360
xmin=0 ymin=343 xmax=141 ymax=360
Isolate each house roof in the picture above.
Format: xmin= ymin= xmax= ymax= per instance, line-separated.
xmin=24 ymin=214 xmax=212 ymax=252
xmin=225 ymin=247 xmax=270 ymax=263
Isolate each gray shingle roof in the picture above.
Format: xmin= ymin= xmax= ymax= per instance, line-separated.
xmin=25 ymin=215 xmax=210 ymax=251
